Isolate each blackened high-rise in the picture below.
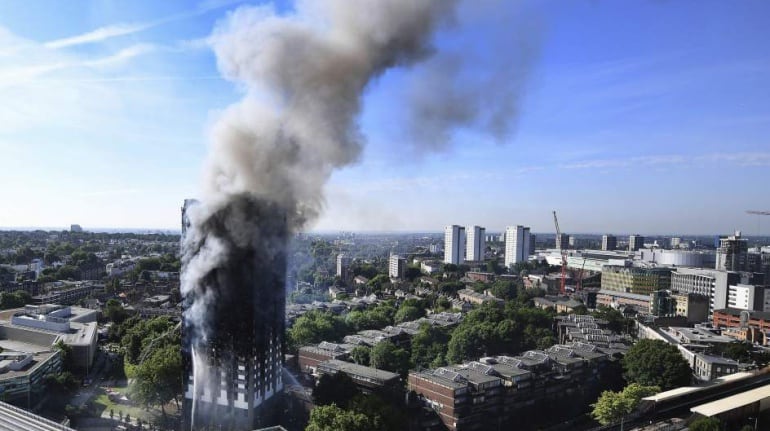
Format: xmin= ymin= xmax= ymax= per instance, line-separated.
xmin=181 ymin=197 xmax=286 ymax=431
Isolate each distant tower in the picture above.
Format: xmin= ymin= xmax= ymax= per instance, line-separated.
xmin=629 ymin=234 xmax=645 ymax=251
xmin=505 ymin=225 xmax=530 ymax=267
xmin=555 ymin=233 xmax=569 ymax=250
xmin=670 ymin=237 xmax=682 ymax=249
xmin=529 ymin=234 xmax=537 ymax=256
xmin=389 ymin=254 xmax=407 ymax=279
xmin=465 ymin=226 xmax=486 ymax=262
xmin=336 ymin=253 xmax=351 ymax=280
xmin=715 ymin=231 xmax=750 ymax=271
xmin=602 ymin=234 xmax=617 ymax=251
xmin=444 ymin=225 xmax=466 ymax=265
xmin=568 ymin=235 xmax=578 ymax=249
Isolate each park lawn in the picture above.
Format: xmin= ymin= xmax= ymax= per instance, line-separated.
xmin=89 ymin=387 xmax=158 ymax=423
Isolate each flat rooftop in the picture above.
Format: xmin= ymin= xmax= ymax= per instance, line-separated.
xmin=56 ymin=321 xmax=97 ymax=347
xmin=691 ymin=384 xmax=770 ymax=417
xmin=643 ymin=372 xmax=755 ymax=403
xmin=0 ymin=399 xmax=74 ymax=430
xmin=669 ymin=327 xmax=734 ymax=344
xmin=411 ymin=369 xmax=469 ymax=390
xmin=318 ymin=359 xmax=399 ymax=384
xmin=0 ymin=351 xmax=56 ymax=381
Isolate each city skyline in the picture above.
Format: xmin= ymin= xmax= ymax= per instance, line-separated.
xmin=1 ymin=0 xmax=769 ymax=234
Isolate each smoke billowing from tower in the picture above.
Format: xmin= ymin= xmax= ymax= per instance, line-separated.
xmin=181 ymin=1 xmax=463 ymax=429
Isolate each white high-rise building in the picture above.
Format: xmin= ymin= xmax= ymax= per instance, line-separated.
xmin=389 ymin=254 xmax=407 ymax=279
xmin=465 ymin=226 xmax=486 ymax=262
xmin=505 ymin=225 xmax=530 ymax=267
xmin=336 ymin=253 xmax=351 ymax=279
xmin=444 ymin=225 xmax=465 ymax=265
xmin=728 ymin=284 xmax=765 ymax=311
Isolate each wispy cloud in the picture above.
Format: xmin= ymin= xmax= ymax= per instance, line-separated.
xmin=0 ymin=44 xmax=158 ymax=87
xmin=45 ymin=23 xmax=152 ymax=49
xmin=83 ymin=44 xmax=157 ymax=68
xmin=43 ymin=0 xmax=245 ymax=49
xmin=561 ymin=152 xmax=770 ymax=169
xmin=33 ymin=75 xmax=221 ymax=83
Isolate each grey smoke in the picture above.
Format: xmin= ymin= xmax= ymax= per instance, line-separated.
xmin=181 ymin=1 xmax=463 ymax=424
xmin=201 ymin=0 xmax=458 ymax=227
xmin=403 ymin=0 xmax=541 ymax=152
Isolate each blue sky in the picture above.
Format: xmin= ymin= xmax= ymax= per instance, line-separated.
xmin=1 ymin=0 xmax=768 ymax=235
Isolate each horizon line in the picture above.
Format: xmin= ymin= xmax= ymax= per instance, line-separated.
xmin=0 ymin=226 xmax=767 ymax=238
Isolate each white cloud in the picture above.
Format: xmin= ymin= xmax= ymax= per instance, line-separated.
xmin=83 ymin=44 xmax=158 ymax=68
xmin=44 ymin=23 xmax=152 ymax=49
xmin=43 ymin=0 xmax=246 ymax=50
xmin=561 ymin=152 xmax=770 ymax=170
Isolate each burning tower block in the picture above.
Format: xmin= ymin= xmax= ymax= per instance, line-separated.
xmin=181 ymin=197 xmax=287 ymax=430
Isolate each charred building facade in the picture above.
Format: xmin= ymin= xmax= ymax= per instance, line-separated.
xmin=181 ymin=197 xmax=287 ymax=431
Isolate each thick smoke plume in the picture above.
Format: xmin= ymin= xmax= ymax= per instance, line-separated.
xmin=181 ymin=0 xmax=462 ymax=427
xmin=184 ymin=0 xmax=460 ymax=348
xmin=201 ymin=0 xmax=457 ymax=224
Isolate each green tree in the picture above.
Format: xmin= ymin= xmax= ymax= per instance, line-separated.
xmin=313 ymin=372 xmax=360 ymax=408
xmin=288 ymin=311 xmax=348 ymax=351
xmin=348 ymin=393 xmax=407 ymax=431
xmin=367 ymin=274 xmax=390 ymax=292
xmin=404 ymin=266 xmax=421 ymax=281
xmin=435 ymin=296 xmax=451 ymax=311
xmin=104 ymin=299 xmax=128 ymax=324
xmin=131 ymin=344 xmax=182 ymax=419
xmin=43 ymin=372 xmax=80 ymax=413
xmin=349 ymin=346 xmax=371 ymax=366
xmin=688 ymin=416 xmax=721 ymax=431
xmin=437 ymin=281 xmax=464 ymax=296
xmin=591 ymin=383 xmax=659 ymax=425
xmin=723 ymin=342 xmax=752 ymax=362
xmin=54 ymin=340 xmax=76 ymax=372
xmin=593 ymin=306 xmax=629 ymax=333
xmin=345 ymin=304 xmax=395 ymax=331
xmin=370 ymin=340 xmax=410 ymax=375
xmin=56 ymin=265 xmax=80 ymax=281
xmin=0 ymin=290 xmax=32 ymax=309
xmin=623 ymin=339 xmax=691 ymax=390
xmin=410 ymin=324 xmax=449 ymax=369
xmin=486 ymin=260 xmax=503 ymax=275
xmin=488 ymin=280 xmax=517 ymax=300
xmin=446 ymin=324 xmax=494 ymax=363
xmin=305 ymin=404 xmax=375 ymax=431
xmin=394 ymin=305 xmax=422 ymax=324
xmin=352 ymin=264 xmax=378 ymax=280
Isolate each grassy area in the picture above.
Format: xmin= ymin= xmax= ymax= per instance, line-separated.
xmin=89 ymin=387 xmax=157 ymax=423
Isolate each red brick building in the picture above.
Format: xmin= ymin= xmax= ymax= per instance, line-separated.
xmin=713 ymin=308 xmax=770 ymax=332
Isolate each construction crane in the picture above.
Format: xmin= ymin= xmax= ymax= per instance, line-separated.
xmin=746 ymin=210 xmax=770 ymax=237
xmin=577 ymin=258 xmax=587 ymax=292
xmin=553 ymin=211 xmax=568 ymax=295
